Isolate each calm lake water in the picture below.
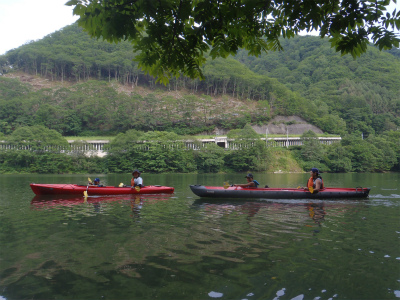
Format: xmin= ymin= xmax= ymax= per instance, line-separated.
xmin=0 ymin=173 xmax=399 ymax=300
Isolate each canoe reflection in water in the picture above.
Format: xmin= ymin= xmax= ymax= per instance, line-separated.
xmin=192 ymin=199 xmax=364 ymax=233
xmin=193 ymin=199 xmax=327 ymax=218
xmin=307 ymin=202 xmax=326 ymax=226
xmin=30 ymin=194 xmax=173 ymax=219
xmin=130 ymin=195 xmax=143 ymax=220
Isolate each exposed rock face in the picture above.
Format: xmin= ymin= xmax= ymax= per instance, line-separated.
xmin=211 ymin=116 xmax=323 ymax=136
xmin=252 ymin=116 xmax=323 ymax=135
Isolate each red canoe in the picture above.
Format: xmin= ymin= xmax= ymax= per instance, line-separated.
xmin=30 ymin=183 xmax=174 ymax=195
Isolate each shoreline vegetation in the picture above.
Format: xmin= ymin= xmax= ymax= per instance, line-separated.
xmin=0 ymin=126 xmax=398 ymax=174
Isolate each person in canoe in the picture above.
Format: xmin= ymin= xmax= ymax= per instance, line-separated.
xmin=89 ymin=178 xmax=103 ymax=187
xmin=303 ymin=168 xmax=324 ymax=193
xmin=131 ymin=169 xmax=144 ymax=188
xmin=233 ymin=173 xmax=260 ymax=188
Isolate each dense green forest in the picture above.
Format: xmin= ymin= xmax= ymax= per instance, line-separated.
xmin=0 ymin=23 xmax=399 ymax=174
xmin=0 ymin=125 xmax=399 ymax=174
xmin=1 ymin=23 xmax=399 ymax=136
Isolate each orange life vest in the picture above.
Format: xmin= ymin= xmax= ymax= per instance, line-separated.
xmin=307 ymin=177 xmax=313 ymax=189
xmin=307 ymin=176 xmax=324 ymax=189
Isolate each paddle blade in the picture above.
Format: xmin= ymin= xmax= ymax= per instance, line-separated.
xmin=83 ymin=190 xmax=88 ymax=197
xmin=309 ymin=186 xmax=314 ymax=194
xmin=88 ymin=177 xmax=92 ymax=184
xmin=223 ymin=182 xmax=230 ymax=189
xmin=135 ymin=186 xmax=141 ymax=192
xmin=119 ymin=183 xmax=124 ymax=187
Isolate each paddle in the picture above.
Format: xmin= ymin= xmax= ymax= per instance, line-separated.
xmin=118 ymin=183 xmax=140 ymax=192
xmin=297 ymin=185 xmax=313 ymax=193
xmin=83 ymin=177 xmax=92 ymax=197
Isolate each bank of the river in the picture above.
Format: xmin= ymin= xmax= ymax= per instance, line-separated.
xmin=2 ymin=124 xmax=399 ymax=174
xmin=0 ymin=146 xmax=303 ymax=174
xmin=1 ymin=145 xmax=399 ymax=174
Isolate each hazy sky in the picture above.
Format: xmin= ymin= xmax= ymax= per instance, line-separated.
xmin=0 ymin=0 xmax=78 ymax=55
xmin=0 ymin=0 xmax=399 ymax=56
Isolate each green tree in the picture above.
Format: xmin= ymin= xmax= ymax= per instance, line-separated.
xmin=67 ymin=0 xmax=400 ymax=82
xmin=325 ymin=143 xmax=352 ymax=173
xmin=317 ymin=114 xmax=347 ymax=135
xmin=193 ymin=143 xmax=225 ymax=173
xmin=383 ymin=130 xmax=400 ymax=171
xmin=367 ymin=135 xmax=397 ymax=171
xmin=227 ymin=124 xmax=260 ymax=139
xmin=300 ymin=130 xmax=325 ymax=162
xmin=225 ymin=124 xmax=270 ymax=172
xmin=106 ymin=130 xmax=197 ymax=173
xmin=6 ymin=125 xmax=69 ymax=151
xmin=341 ymin=134 xmax=382 ymax=172
xmin=106 ymin=129 xmax=146 ymax=152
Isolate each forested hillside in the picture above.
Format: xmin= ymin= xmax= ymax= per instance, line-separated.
xmin=234 ymin=38 xmax=400 ymax=135
xmin=0 ymin=23 xmax=399 ymax=137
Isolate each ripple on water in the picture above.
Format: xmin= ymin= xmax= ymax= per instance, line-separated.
xmin=208 ymin=291 xmax=223 ymax=298
xmin=369 ymin=194 xmax=400 ymax=199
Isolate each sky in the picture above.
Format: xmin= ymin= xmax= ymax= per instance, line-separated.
xmin=0 ymin=0 xmax=399 ymax=56
xmin=0 ymin=0 xmax=78 ymax=55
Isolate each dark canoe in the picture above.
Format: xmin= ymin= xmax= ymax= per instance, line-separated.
xmin=30 ymin=183 xmax=174 ymax=196
xmin=189 ymin=185 xmax=370 ymax=199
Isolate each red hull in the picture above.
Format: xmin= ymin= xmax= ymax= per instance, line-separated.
xmin=30 ymin=183 xmax=174 ymax=195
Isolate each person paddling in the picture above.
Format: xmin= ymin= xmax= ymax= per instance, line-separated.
xmin=131 ymin=169 xmax=144 ymax=188
xmin=304 ymin=168 xmax=324 ymax=193
xmin=234 ymin=173 xmax=259 ymax=188
xmin=89 ymin=178 xmax=102 ymax=187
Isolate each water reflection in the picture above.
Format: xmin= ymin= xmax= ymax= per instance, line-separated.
xmin=192 ymin=199 xmax=266 ymax=218
xmin=2 ymin=172 xmax=398 ymax=300
xmin=130 ymin=195 xmax=143 ymax=220
xmin=31 ymin=194 xmax=174 ymax=220
xmin=193 ymin=199 xmax=330 ymax=222
xmin=306 ymin=202 xmax=326 ymax=226
xmin=191 ymin=199 xmax=372 ymax=238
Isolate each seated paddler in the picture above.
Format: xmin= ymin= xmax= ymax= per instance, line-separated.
xmin=233 ymin=173 xmax=259 ymax=188
xmin=90 ymin=178 xmax=103 ymax=187
xmin=131 ymin=169 xmax=144 ymax=188
xmin=304 ymin=168 xmax=324 ymax=193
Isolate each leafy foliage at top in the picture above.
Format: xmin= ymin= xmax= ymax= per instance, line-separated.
xmin=66 ymin=0 xmax=400 ymax=82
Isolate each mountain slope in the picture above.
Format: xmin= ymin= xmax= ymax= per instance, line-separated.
xmin=0 ymin=24 xmax=399 ymax=136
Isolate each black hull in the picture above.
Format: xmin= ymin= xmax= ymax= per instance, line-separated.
xmin=189 ymin=185 xmax=370 ymax=199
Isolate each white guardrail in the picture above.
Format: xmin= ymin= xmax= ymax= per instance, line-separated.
xmin=0 ymin=137 xmax=341 ymax=157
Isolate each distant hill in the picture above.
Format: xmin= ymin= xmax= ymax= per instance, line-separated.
xmin=0 ymin=23 xmax=399 ymax=137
